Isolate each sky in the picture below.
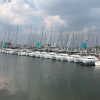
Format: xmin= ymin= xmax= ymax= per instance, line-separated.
xmin=0 ymin=0 xmax=100 ymax=46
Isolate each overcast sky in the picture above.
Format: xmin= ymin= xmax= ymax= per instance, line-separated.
xmin=0 ymin=0 xmax=100 ymax=46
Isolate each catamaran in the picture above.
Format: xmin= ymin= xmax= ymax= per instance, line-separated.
xmin=70 ymin=54 xmax=83 ymax=63
xmin=10 ymin=49 xmax=19 ymax=55
xmin=82 ymin=55 xmax=99 ymax=65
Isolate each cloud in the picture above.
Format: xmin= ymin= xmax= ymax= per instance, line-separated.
xmin=34 ymin=0 xmax=100 ymax=29
xmin=1 ymin=0 xmax=100 ymax=28
xmin=0 ymin=0 xmax=40 ymax=25
xmin=0 ymin=0 xmax=100 ymax=45
xmin=90 ymin=8 xmax=100 ymax=23
xmin=44 ymin=15 xmax=66 ymax=28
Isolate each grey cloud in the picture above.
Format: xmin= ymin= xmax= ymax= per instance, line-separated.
xmin=35 ymin=0 xmax=100 ymax=29
xmin=0 ymin=0 xmax=100 ymax=45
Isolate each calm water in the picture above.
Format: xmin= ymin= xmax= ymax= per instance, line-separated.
xmin=0 ymin=53 xmax=100 ymax=100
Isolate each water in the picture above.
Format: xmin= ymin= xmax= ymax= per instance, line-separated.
xmin=0 ymin=53 xmax=100 ymax=100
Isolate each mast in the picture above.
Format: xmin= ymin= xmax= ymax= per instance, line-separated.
xmin=32 ymin=29 xmax=35 ymax=47
xmin=4 ymin=27 xmax=7 ymax=43
xmin=35 ymin=28 xmax=38 ymax=46
xmin=40 ymin=25 xmax=44 ymax=46
xmin=96 ymin=34 xmax=98 ymax=53
xmin=67 ymin=26 xmax=75 ymax=52
xmin=49 ymin=26 xmax=53 ymax=46
xmin=65 ymin=33 xmax=68 ymax=51
xmin=29 ymin=24 xmax=33 ymax=46
xmin=15 ymin=24 xmax=18 ymax=45
xmin=85 ymin=21 xmax=91 ymax=54
xmin=44 ymin=32 xmax=46 ymax=45
xmin=72 ymin=31 xmax=75 ymax=51
xmin=27 ymin=25 xmax=32 ymax=47
xmin=7 ymin=26 xmax=10 ymax=43
xmin=57 ymin=24 xmax=63 ymax=50
xmin=53 ymin=30 xmax=56 ymax=47
xmin=60 ymin=24 xmax=63 ymax=50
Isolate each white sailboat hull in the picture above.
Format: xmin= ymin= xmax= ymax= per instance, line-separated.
xmin=67 ymin=57 xmax=74 ymax=62
xmin=82 ymin=56 xmax=99 ymax=65
xmin=29 ymin=52 xmax=35 ymax=57
xmin=56 ymin=56 xmax=62 ymax=61
xmin=74 ymin=58 xmax=82 ymax=63
xmin=20 ymin=52 xmax=27 ymax=56
xmin=95 ymin=61 xmax=100 ymax=66
xmin=61 ymin=57 xmax=68 ymax=61
xmin=10 ymin=50 xmax=18 ymax=55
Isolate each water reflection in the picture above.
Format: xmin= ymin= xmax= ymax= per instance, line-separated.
xmin=0 ymin=54 xmax=100 ymax=100
xmin=95 ymin=65 xmax=100 ymax=70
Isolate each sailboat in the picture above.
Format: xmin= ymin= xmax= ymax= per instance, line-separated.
xmin=67 ymin=26 xmax=75 ymax=62
xmin=70 ymin=54 xmax=83 ymax=63
xmin=80 ymin=22 xmax=99 ymax=65
xmin=55 ymin=25 xmax=69 ymax=61
xmin=10 ymin=25 xmax=19 ymax=55
xmin=39 ymin=26 xmax=48 ymax=58
xmin=82 ymin=56 xmax=99 ymax=65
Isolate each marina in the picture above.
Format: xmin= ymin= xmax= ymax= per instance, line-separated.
xmin=0 ymin=0 xmax=100 ymax=99
xmin=0 ymin=24 xmax=100 ymax=100
xmin=0 ymin=53 xmax=100 ymax=100
xmin=0 ymin=47 xmax=100 ymax=66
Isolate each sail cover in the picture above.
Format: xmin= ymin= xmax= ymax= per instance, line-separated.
xmin=81 ymin=42 xmax=86 ymax=48
xmin=36 ymin=43 xmax=40 ymax=47
xmin=3 ymin=44 xmax=7 ymax=47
